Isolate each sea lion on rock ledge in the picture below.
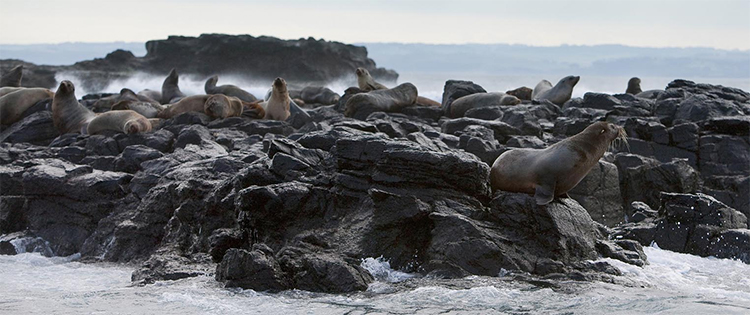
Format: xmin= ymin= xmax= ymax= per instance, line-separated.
xmin=355 ymin=67 xmax=438 ymax=107
xmin=344 ymin=82 xmax=418 ymax=118
xmin=0 ymin=65 xmax=23 ymax=87
xmin=0 ymin=88 xmax=54 ymax=125
xmin=264 ymin=77 xmax=291 ymax=121
xmin=448 ymin=92 xmax=521 ymax=118
xmin=161 ymin=68 xmax=187 ymax=104
xmin=490 ymin=121 xmax=626 ymax=205
xmin=204 ymin=75 xmax=258 ymax=102
xmin=52 ymin=80 xmax=97 ymax=134
xmin=532 ymin=76 xmax=580 ymax=106
xmin=626 ymin=77 xmax=642 ymax=95
xmin=87 ymin=110 xmax=152 ymax=135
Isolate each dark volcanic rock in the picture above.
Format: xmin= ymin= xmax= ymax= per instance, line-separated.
xmin=619 ymin=158 xmax=700 ymax=212
xmin=441 ymin=80 xmax=486 ymax=114
xmin=0 ymin=111 xmax=58 ymax=145
xmin=568 ymin=161 xmax=624 ymax=227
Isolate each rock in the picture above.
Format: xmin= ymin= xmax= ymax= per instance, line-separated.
xmin=441 ymin=118 xmax=524 ymax=144
xmin=595 ymin=240 xmax=647 ymax=266
xmin=699 ymin=134 xmax=750 ymax=177
xmin=216 ymin=246 xmax=290 ymax=292
xmin=0 ymin=111 xmax=58 ymax=145
xmin=113 ymin=145 xmax=164 ymax=173
xmin=702 ymin=175 xmax=749 ymax=218
xmin=441 ymin=80 xmax=486 ymax=114
xmin=208 ymin=228 xmax=246 ymax=263
xmin=667 ymin=122 xmax=699 ymax=151
xmin=674 ymin=95 xmax=746 ymax=122
xmin=568 ymin=161 xmax=624 ymax=227
xmin=619 ymin=158 xmax=700 ymax=212
xmin=563 ymin=92 xmax=621 ymax=111
xmin=702 ymin=116 xmax=750 ymax=136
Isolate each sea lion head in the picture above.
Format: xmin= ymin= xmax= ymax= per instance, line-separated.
xmin=206 ymin=75 xmax=218 ymax=86
xmin=581 ymin=121 xmax=627 ymax=147
xmin=165 ymin=68 xmax=179 ymax=84
xmin=124 ymin=118 xmax=151 ymax=134
xmin=57 ymin=80 xmax=75 ymax=95
xmin=560 ymin=75 xmax=580 ymax=87
xmin=111 ymin=100 xmax=132 ymax=111
xmin=205 ymin=94 xmax=231 ymax=119
xmin=273 ymin=77 xmax=287 ymax=94
xmin=628 ymin=77 xmax=641 ymax=86
xmin=355 ymin=67 xmax=369 ymax=78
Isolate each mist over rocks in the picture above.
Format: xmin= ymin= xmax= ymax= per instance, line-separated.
xmin=0 ymin=34 xmax=398 ymax=92
xmin=2 ymin=43 xmax=750 ymax=294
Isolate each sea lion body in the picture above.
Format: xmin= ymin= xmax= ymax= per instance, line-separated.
xmin=626 ymin=77 xmax=642 ymax=95
xmin=531 ymin=80 xmax=552 ymax=100
xmin=264 ymin=78 xmax=291 ymax=121
xmin=111 ymin=100 xmax=165 ymax=118
xmin=157 ymin=95 xmax=211 ymax=119
xmin=52 ymin=80 xmax=97 ymax=134
xmin=0 ymin=87 xmax=24 ymax=97
xmin=344 ymin=82 xmax=418 ymax=117
xmin=0 ymin=88 xmax=54 ymax=125
xmin=356 ymin=67 xmax=388 ymax=91
xmin=533 ymin=76 xmax=580 ymax=105
xmin=0 ymin=65 xmax=23 ymax=87
xmin=299 ymin=86 xmax=340 ymax=105
xmin=490 ymin=121 xmax=625 ymax=205
xmin=449 ymin=92 xmax=521 ymax=118
xmin=87 ymin=110 xmax=152 ymax=135
xmin=415 ymin=96 xmax=441 ymax=107
xmin=138 ymin=89 xmax=162 ymax=102
xmin=204 ymin=76 xmax=258 ymax=102
xmin=161 ymin=68 xmax=186 ymax=104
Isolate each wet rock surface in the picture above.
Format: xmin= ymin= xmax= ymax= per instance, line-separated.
xmin=1 ymin=77 xmax=749 ymax=294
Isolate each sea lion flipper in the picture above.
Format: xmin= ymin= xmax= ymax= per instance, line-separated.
xmin=534 ymin=183 xmax=555 ymax=205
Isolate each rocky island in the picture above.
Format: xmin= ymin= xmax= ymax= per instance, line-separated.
xmin=0 ymin=34 xmax=748 ymax=294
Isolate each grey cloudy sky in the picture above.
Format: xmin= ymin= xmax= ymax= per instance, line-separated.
xmin=1 ymin=0 xmax=748 ymax=50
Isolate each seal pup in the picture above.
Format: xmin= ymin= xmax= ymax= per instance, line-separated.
xmin=0 ymin=65 xmax=23 ymax=87
xmin=490 ymin=121 xmax=627 ymax=205
xmin=87 ymin=110 xmax=152 ymax=135
xmin=111 ymin=100 xmax=165 ymax=118
xmin=264 ymin=77 xmax=291 ymax=121
xmin=344 ymin=82 xmax=418 ymax=118
xmin=449 ymin=92 xmax=521 ymax=118
xmin=0 ymin=88 xmax=54 ymax=125
xmin=532 ymin=76 xmax=580 ymax=106
xmin=626 ymin=77 xmax=642 ymax=95
xmin=161 ymin=68 xmax=186 ymax=104
xmin=204 ymin=75 xmax=258 ymax=102
xmin=52 ymin=80 xmax=97 ymax=134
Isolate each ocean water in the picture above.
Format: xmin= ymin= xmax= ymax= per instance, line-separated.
xmin=1 ymin=246 xmax=749 ymax=314
xmin=55 ymin=70 xmax=750 ymax=105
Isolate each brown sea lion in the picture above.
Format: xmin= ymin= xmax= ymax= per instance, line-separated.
xmin=415 ymin=96 xmax=441 ymax=107
xmin=204 ymin=94 xmax=244 ymax=119
xmin=531 ymin=80 xmax=552 ymax=100
xmin=263 ymin=77 xmax=291 ymax=121
xmin=626 ymin=77 xmax=642 ymax=95
xmin=0 ymin=87 xmax=24 ymax=98
xmin=490 ymin=121 xmax=626 ymax=205
xmin=241 ymin=100 xmax=266 ymax=119
xmin=506 ymin=86 xmax=533 ymax=100
xmin=0 ymin=65 xmax=23 ymax=87
xmin=87 ymin=110 xmax=152 ymax=135
xmin=449 ymin=92 xmax=521 ymax=118
xmin=299 ymin=86 xmax=340 ymax=105
xmin=204 ymin=75 xmax=258 ymax=102
xmin=157 ymin=95 xmax=210 ymax=119
xmin=356 ymin=67 xmax=388 ymax=92
xmin=532 ymin=76 xmax=580 ymax=106
xmin=93 ymin=88 xmax=160 ymax=111
xmin=111 ymin=100 xmax=165 ymax=118
xmin=161 ymin=68 xmax=186 ymax=104
xmin=138 ymin=89 xmax=162 ymax=102
xmin=52 ymin=80 xmax=97 ymax=134
xmin=0 ymin=88 xmax=54 ymax=125
xmin=344 ymin=82 xmax=418 ymax=118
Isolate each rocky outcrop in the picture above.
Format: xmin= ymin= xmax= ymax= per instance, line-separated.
xmin=0 ymin=34 xmax=398 ymax=91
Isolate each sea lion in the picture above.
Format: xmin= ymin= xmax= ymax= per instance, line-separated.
xmin=299 ymin=86 xmax=340 ymax=105
xmin=111 ymin=100 xmax=165 ymax=118
xmin=449 ymin=92 xmax=521 ymax=118
xmin=264 ymin=77 xmax=291 ymax=121
xmin=490 ymin=121 xmax=627 ymax=205
xmin=0 ymin=65 xmax=23 ymax=87
xmin=93 ymin=88 xmax=160 ymax=111
xmin=356 ymin=67 xmax=388 ymax=91
xmin=87 ymin=110 xmax=152 ymax=135
xmin=204 ymin=75 xmax=258 ymax=102
xmin=531 ymin=80 xmax=552 ymax=100
xmin=344 ymin=82 xmax=418 ymax=118
xmin=161 ymin=68 xmax=186 ymax=104
xmin=415 ymin=96 xmax=441 ymax=107
xmin=242 ymin=100 xmax=266 ymax=119
xmin=532 ymin=76 xmax=580 ymax=106
xmin=204 ymin=94 xmax=244 ymax=119
xmin=52 ymin=80 xmax=97 ymax=134
xmin=138 ymin=89 xmax=162 ymax=102
xmin=0 ymin=88 xmax=54 ymax=125
xmin=157 ymin=95 xmax=210 ymax=119
xmin=626 ymin=77 xmax=642 ymax=95
xmin=506 ymin=86 xmax=533 ymax=100
xmin=0 ymin=86 xmax=25 ymax=98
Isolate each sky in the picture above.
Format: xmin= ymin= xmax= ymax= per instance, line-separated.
xmin=0 ymin=0 xmax=748 ymax=50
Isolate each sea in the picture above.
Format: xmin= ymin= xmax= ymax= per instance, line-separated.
xmin=1 ymin=244 xmax=749 ymax=314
